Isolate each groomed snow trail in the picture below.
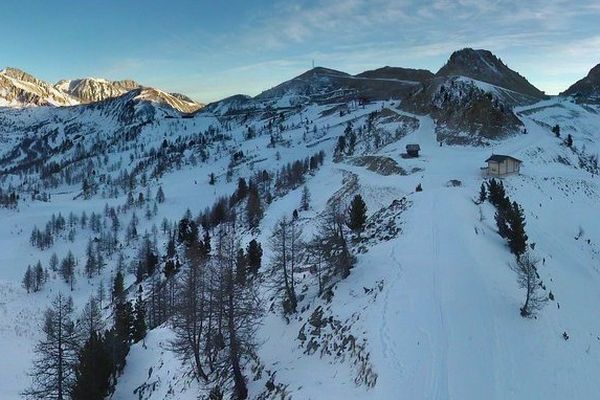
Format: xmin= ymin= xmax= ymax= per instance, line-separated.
xmin=370 ymin=113 xmax=503 ymax=399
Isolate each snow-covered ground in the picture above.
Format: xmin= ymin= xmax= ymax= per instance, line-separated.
xmin=1 ymin=95 xmax=600 ymax=399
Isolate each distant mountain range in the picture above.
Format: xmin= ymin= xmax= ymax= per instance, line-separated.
xmin=204 ymin=48 xmax=598 ymax=142
xmin=0 ymin=67 xmax=203 ymax=113
xmin=1 ymin=49 xmax=599 ymax=140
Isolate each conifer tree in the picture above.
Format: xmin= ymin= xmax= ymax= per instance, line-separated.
xmin=495 ymin=206 xmax=510 ymax=239
xmin=132 ymin=296 xmax=147 ymax=342
xmin=70 ymin=332 xmax=112 ymax=400
xmin=156 ymin=186 xmax=165 ymax=203
xmin=236 ymin=248 xmax=247 ymax=285
xmin=112 ymin=271 xmax=125 ymax=305
xmin=49 ymin=253 xmax=59 ymax=272
xmin=300 ymin=185 xmax=311 ymax=211
xmin=479 ymin=183 xmax=487 ymax=203
xmin=507 ymin=201 xmax=528 ymax=258
xmin=347 ymin=194 xmax=367 ymax=233
xmin=246 ymin=239 xmax=263 ymax=275
xmin=114 ymin=300 xmax=134 ymax=343
xmin=60 ymin=251 xmax=76 ymax=291
xmin=22 ymin=265 xmax=33 ymax=293
xmin=84 ymin=240 xmax=97 ymax=278
xmin=34 ymin=261 xmax=46 ymax=292
xmin=236 ymin=177 xmax=248 ymax=200
xmin=246 ymin=186 xmax=263 ymax=229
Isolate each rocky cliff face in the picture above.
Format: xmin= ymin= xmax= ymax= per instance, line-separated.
xmin=436 ymin=48 xmax=546 ymax=99
xmin=561 ymin=63 xmax=600 ymax=103
xmin=54 ymin=78 xmax=140 ymax=104
xmin=0 ymin=67 xmax=202 ymax=113
xmin=400 ymin=49 xmax=548 ymax=142
xmin=0 ymin=67 xmax=76 ymax=106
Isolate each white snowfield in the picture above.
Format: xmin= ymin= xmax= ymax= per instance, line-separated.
xmin=1 ymin=94 xmax=600 ymax=400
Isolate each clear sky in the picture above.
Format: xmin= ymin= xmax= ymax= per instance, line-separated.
xmin=1 ymin=0 xmax=599 ymax=103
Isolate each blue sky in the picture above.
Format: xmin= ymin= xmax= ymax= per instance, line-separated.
xmin=1 ymin=0 xmax=599 ymax=102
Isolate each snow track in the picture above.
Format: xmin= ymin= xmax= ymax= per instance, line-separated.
xmin=378 ymin=246 xmax=403 ymax=373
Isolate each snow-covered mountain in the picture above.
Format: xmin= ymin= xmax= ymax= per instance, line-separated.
xmin=1 ymin=50 xmax=600 ymax=400
xmin=54 ymin=77 xmax=140 ymax=104
xmin=0 ymin=67 xmax=203 ymax=113
xmin=561 ymin=63 xmax=600 ymax=104
xmin=0 ymin=67 xmax=77 ymax=107
xmin=253 ymin=66 xmax=424 ymax=108
xmin=401 ymin=48 xmax=549 ymax=143
xmin=436 ymin=48 xmax=546 ymax=99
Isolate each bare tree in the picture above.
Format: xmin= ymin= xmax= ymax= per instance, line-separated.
xmin=170 ymin=243 xmax=209 ymax=382
xmin=215 ymin=223 xmax=262 ymax=400
xmin=314 ymin=201 xmax=355 ymax=280
xmin=269 ymin=216 xmax=303 ymax=314
xmin=512 ymin=253 xmax=547 ymax=318
xmin=78 ymin=296 xmax=105 ymax=339
xmin=23 ymin=293 xmax=79 ymax=400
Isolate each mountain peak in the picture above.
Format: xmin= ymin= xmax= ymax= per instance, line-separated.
xmin=296 ymin=66 xmax=349 ymax=79
xmin=355 ymin=66 xmax=434 ymax=84
xmin=54 ymin=77 xmax=142 ymax=104
xmin=561 ymin=63 xmax=600 ymax=103
xmin=1 ymin=66 xmax=39 ymax=82
xmin=0 ymin=67 xmax=76 ymax=107
xmin=436 ymin=48 xmax=545 ymax=98
xmin=0 ymin=67 xmax=202 ymax=112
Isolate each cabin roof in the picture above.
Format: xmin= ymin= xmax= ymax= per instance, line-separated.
xmin=406 ymin=144 xmax=421 ymax=151
xmin=485 ymin=154 xmax=522 ymax=163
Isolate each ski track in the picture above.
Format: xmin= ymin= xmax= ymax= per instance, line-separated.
xmin=379 ymin=246 xmax=404 ymax=373
xmin=430 ymin=191 xmax=449 ymax=400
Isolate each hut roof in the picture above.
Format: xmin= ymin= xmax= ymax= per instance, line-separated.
xmin=485 ymin=154 xmax=522 ymax=163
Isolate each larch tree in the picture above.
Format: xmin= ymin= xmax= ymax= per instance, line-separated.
xmin=269 ymin=217 xmax=303 ymax=314
xmin=512 ymin=253 xmax=546 ymax=317
xmin=23 ymin=293 xmax=79 ymax=400
xmin=78 ymin=296 xmax=104 ymax=340
xmin=216 ymin=223 xmax=262 ymax=400
xmin=170 ymin=243 xmax=210 ymax=382
xmin=315 ymin=201 xmax=355 ymax=280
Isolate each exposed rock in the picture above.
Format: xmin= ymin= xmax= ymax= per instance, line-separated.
xmin=561 ymin=63 xmax=600 ymax=104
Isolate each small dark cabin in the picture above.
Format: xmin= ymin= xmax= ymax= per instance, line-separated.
xmin=406 ymin=144 xmax=421 ymax=157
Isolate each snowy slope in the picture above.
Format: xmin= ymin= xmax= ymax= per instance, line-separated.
xmin=1 ymin=60 xmax=600 ymax=400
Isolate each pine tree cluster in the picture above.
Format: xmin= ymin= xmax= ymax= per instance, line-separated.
xmin=486 ymin=179 xmax=528 ymax=258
